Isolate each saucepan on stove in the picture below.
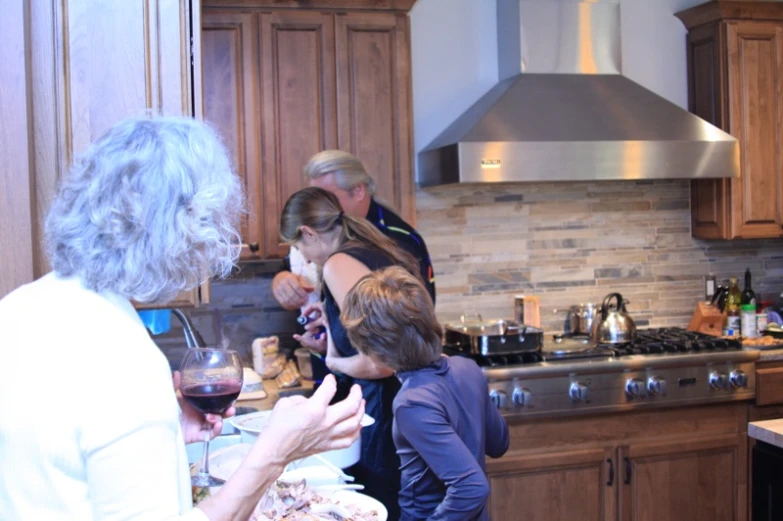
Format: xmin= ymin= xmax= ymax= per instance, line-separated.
xmin=443 ymin=313 xmax=544 ymax=356
xmin=554 ymin=303 xmax=598 ymax=336
xmin=590 ymin=292 xmax=637 ymax=344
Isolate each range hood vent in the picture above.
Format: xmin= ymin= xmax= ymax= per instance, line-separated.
xmin=418 ymin=0 xmax=739 ymax=186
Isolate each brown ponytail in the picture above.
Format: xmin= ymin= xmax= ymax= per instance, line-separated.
xmin=340 ymin=214 xmax=420 ymax=281
xmin=280 ymin=187 xmax=421 ymax=282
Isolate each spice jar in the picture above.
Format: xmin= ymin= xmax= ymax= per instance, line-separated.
xmin=741 ymin=304 xmax=758 ymax=338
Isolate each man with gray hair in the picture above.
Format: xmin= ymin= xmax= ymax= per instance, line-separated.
xmin=272 ymin=150 xmax=435 ymax=315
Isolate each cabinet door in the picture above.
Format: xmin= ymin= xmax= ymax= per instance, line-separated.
xmin=201 ymin=11 xmax=264 ymax=260
xmin=260 ymin=11 xmax=337 ymax=258
xmin=486 ymin=448 xmax=616 ymax=521
xmin=726 ymin=22 xmax=783 ymax=239
xmin=29 ymin=0 xmax=203 ymax=307
xmin=619 ymin=435 xmax=746 ymax=521
xmin=686 ymin=24 xmax=731 ymax=239
xmin=335 ymin=12 xmax=415 ymax=224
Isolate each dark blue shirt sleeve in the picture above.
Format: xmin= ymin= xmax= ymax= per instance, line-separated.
xmin=395 ymin=404 xmax=490 ymax=521
xmin=485 ymin=393 xmax=510 ymax=458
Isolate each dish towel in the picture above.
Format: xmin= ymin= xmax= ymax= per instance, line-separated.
xmin=138 ymin=309 xmax=172 ymax=335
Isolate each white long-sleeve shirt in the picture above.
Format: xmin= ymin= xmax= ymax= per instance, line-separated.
xmin=0 ymin=273 xmax=208 ymax=521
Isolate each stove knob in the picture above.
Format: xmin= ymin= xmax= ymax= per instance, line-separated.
xmin=709 ymin=371 xmax=728 ymax=390
xmin=729 ymin=370 xmax=749 ymax=389
xmin=625 ymin=378 xmax=644 ymax=398
xmin=512 ymin=387 xmax=531 ymax=407
xmin=647 ymin=376 xmax=667 ymax=396
xmin=569 ymin=382 xmax=589 ymax=402
xmin=489 ymin=390 xmax=509 ymax=409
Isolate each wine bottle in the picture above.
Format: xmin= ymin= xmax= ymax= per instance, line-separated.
xmin=724 ymin=277 xmax=742 ymax=337
xmin=741 ymin=268 xmax=757 ymax=306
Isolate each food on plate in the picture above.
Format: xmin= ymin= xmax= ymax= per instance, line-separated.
xmin=250 ymin=479 xmax=379 ymax=521
xmin=742 ymin=335 xmax=783 ymax=347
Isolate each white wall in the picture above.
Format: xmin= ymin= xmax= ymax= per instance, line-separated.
xmin=410 ymin=0 xmax=707 ymax=164
xmin=409 ymin=0 xmax=498 ymax=157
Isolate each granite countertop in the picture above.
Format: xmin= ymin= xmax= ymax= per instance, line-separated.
xmin=744 ymin=346 xmax=783 ymax=362
xmin=749 ymin=419 xmax=783 ymax=449
xmin=237 ymin=378 xmax=315 ymax=413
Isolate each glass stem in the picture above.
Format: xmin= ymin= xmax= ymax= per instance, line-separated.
xmin=199 ymin=423 xmax=211 ymax=477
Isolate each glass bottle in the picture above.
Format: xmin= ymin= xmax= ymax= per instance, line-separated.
xmin=741 ymin=268 xmax=757 ymax=307
xmin=724 ymin=277 xmax=742 ymax=336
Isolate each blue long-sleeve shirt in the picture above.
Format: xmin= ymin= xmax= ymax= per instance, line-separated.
xmin=393 ymin=356 xmax=510 ymax=521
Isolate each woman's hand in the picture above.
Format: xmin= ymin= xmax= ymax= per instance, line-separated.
xmin=248 ymin=374 xmax=364 ymax=467
xmin=173 ymin=371 xmax=236 ymax=444
xmin=294 ymin=302 xmax=327 ymax=354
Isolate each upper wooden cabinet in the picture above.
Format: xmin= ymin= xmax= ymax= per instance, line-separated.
xmin=22 ymin=0 xmax=206 ymax=307
xmin=678 ymin=1 xmax=783 ymax=240
xmin=201 ymin=1 xmax=416 ymax=260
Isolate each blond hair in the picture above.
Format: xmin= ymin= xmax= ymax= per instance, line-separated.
xmin=279 ymin=187 xmax=419 ymax=278
xmin=342 ymin=266 xmax=442 ymax=372
xmin=303 ymin=150 xmax=377 ymax=195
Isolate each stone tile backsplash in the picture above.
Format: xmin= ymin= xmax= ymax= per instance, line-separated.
xmin=416 ymin=179 xmax=783 ymax=332
xmin=156 ymin=179 xmax=783 ymax=368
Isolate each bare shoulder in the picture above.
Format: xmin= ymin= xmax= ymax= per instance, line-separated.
xmin=323 ymin=253 xmax=372 ymax=282
xmin=322 ymin=253 xmax=373 ymax=306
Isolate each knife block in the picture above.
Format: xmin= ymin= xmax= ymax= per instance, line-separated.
xmin=522 ymin=296 xmax=541 ymax=328
xmin=687 ymin=302 xmax=725 ymax=337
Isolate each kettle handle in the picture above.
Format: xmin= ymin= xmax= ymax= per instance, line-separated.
xmin=601 ymin=293 xmax=625 ymax=320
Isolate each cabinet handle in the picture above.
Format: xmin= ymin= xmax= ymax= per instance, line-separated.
xmin=606 ymin=458 xmax=614 ymax=486
xmin=248 ymin=242 xmax=260 ymax=253
xmin=624 ymin=457 xmax=632 ymax=484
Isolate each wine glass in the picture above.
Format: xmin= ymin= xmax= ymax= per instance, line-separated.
xmin=180 ymin=348 xmax=243 ymax=487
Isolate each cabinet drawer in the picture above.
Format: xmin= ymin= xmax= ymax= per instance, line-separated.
xmin=756 ymin=367 xmax=783 ymax=406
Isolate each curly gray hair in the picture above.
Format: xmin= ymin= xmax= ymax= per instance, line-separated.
xmin=45 ymin=116 xmax=244 ymax=304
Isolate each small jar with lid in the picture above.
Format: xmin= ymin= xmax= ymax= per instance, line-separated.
xmin=741 ymin=304 xmax=758 ymax=338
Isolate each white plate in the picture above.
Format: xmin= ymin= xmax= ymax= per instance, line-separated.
xmin=229 ymin=411 xmax=374 ymax=469
xmin=231 ymin=410 xmax=375 ymax=434
xmin=196 ymin=445 xmax=387 ymax=520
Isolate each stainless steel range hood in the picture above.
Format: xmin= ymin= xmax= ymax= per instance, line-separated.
xmin=418 ymin=0 xmax=739 ymax=186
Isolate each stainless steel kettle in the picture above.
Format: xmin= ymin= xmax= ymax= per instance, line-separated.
xmin=590 ymin=292 xmax=637 ymax=344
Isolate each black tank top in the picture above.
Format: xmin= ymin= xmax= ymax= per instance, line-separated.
xmin=322 ymin=243 xmax=403 ymax=517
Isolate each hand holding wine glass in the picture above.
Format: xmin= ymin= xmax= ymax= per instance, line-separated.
xmin=179 ymin=348 xmax=243 ymax=487
xmin=173 ymin=371 xmax=236 ymax=444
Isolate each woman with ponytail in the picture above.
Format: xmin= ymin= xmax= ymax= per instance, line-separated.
xmin=280 ymin=186 xmax=420 ymax=518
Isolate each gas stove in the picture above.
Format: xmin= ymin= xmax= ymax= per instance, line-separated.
xmin=444 ymin=327 xmax=759 ymax=418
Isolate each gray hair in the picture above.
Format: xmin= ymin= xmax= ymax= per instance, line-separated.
xmin=303 ymin=150 xmax=377 ymax=195
xmin=45 ymin=116 xmax=244 ymax=304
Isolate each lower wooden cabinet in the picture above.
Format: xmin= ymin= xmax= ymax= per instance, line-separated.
xmin=488 ymin=448 xmax=614 ymax=521
xmin=487 ymin=404 xmax=748 ymax=521
xmin=619 ymin=435 xmax=745 ymax=521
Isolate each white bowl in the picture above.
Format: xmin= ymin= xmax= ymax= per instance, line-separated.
xmin=230 ymin=410 xmax=374 ymax=469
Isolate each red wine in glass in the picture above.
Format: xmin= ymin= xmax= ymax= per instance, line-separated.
xmin=180 ymin=348 xmax=243 ymax=488
xmin=181 ymin=382 xmax=241 ymax=415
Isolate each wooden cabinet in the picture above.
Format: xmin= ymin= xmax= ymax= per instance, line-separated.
xmin=678 ymin=2 xmax=783 ymax=240
xmin=201 ymin=1 xmax=416 ymax=260
xmin=1 ymin=0 xmax=206 ymax=306
xmin=487 ymin=404 xmax=748 ymax=521
xmin=619 ymin=436 xmax=745 ymax=521
xmin=488 ymin=448 xmax=614 ymax=521
xmin=754 ymin=360 xmax=783 ymax=406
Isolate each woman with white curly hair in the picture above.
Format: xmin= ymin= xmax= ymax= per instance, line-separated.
xmin=0 ymin=116 xmax=364 ymax=521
